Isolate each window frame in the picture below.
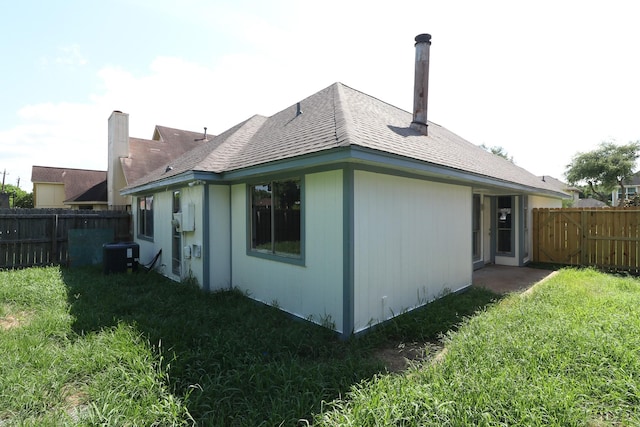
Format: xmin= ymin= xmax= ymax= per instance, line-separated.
xmin=496 ymin=195 xmax=515 ymax=256
xmin=137 ymin=195 xmax=154 ymax=240
xmin=247 ymin=177 xmax=304 ymax=266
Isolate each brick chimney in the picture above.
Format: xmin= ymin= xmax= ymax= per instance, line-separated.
xmin=410 ymin=33 xmax=431 ymax=135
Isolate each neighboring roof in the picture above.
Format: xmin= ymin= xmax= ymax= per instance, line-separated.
xmin=124 ymin=82 xmax=567 ymax=198
xmin=574 ymin=198 xmax=608 ymax=208
xmin=153 ymin=125 xmax=209 ymax=145
xmin=120 ymin=125 xmax=210 ymax=185
xmin=623 ymin=171 xmax=640 ymax=186
xmin=65 ymin=179 xmax=107 ymax=203
xmin=538 ymin=176 xmax=580 ymax=193
xmin=31 ymin=166 xmax=107 ymax=203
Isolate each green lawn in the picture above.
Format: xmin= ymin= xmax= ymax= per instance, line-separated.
xmin=0 ymin=266 xmax=495 ymax=426
xmin=316 ymin=268 xmax=640 ymax=426
xmin=2 ymin=266 xmax=639 ymax=426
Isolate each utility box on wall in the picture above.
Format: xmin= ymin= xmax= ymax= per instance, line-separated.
xmin=173 ymin=203 xmax=196 ymax=232
xmin=182 ymin=203 xmax=195 ymax=232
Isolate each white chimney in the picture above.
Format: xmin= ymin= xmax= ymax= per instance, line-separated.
xmin=410 ymin=34 xmax=431 ymax=136
xmin=107 ymin=110 xmax=130 ymax=208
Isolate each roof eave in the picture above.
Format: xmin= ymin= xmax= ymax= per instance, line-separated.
xmin=121 ymin=146 xmax=567 ymax=199
xmin=120 ymin=170 xmax=223 ymax=195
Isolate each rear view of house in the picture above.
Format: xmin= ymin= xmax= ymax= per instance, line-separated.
xmin=121 ymin=34 xmax=566 ymax=337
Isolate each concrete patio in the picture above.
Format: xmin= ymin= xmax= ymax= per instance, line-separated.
xmin=472 ymin=264 xmax=557 ymax=294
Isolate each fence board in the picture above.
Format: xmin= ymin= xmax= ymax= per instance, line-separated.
xmin=533 ymin=207 xmax=640 ymax=273
xmin=0 ymin=209 xmax=131 ymax=269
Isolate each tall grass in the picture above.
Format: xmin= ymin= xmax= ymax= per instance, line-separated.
xmin=0 ymin=267 xmax=188 ymax=426
xmin=0 ymin=266 xmax=496 ymax=426
xmin=316 ymin=268 xmax=640 ymax=426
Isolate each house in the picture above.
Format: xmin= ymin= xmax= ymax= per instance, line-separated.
xmin=121 ymin=34 xmax=567 ymax=337
xmin=107 ymin=113 xmax=209 ymax=210
xmin=31 ymin=166 xmax=108 ymax=210
xmin=29 ymin=119 xmax=205 ymax=211
xmin=611 ymin=171 xmax=640 ymax=206
xmin=574 ymin=198 xmax=608 ymax=208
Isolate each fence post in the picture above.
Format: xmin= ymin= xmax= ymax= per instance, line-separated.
xmin=532 ymin=209 xmax=538 ymax=262
xmin=51 ymin=214 xmax=58 ymax=263
xmin=580 ymin=210 xmax=587 ymax=266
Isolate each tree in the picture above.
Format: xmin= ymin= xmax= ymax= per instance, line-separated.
xmin=565 ymin=141 xmax=640 ymax=206
xmin=480 ymin=144 xmax=514 ymax=163
xmin=1 ymin=184 xmax=33 ymax=208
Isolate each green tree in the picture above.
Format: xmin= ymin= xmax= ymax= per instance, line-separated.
xmin=1 ymin=184 xmax=33 ymax=208
xmin=480 ymin=144 xmax=514 ymax=163
xmin=565 ymin=141 xmax=640 ymax=206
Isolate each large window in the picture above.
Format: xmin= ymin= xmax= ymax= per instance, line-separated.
xmin=472 ymin=194 xmax=481 ymax=261
xmin=172 ymin=191 xmax=181 ymax=276
xmin=250 ymin=178 xmax=301 ymax=258
xmin=137 ymin=195 xmax=154 ymax=239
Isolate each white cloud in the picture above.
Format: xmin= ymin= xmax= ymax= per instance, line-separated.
xmin=40 ymin=44 xmax=88 ymax=68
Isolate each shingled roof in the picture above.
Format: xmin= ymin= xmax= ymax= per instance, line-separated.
xmin=124 ymin=82 xmax=565 ymax=197
xmin=31 ymin=166 xmax=107 ymax=203
xmin=120 ymin=126 xmax=210 ymax=186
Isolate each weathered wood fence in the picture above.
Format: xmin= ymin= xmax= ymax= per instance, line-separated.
xmin=0 ymin=209 xmax=131 ymax=269
xmin=533 ymin=208 xmax=640 ymax=273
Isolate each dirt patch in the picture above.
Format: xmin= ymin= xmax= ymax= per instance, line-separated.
xmin=375 ymin=341 xmax=444 ymax=373
xmin=0 ymin=309 xmax=31 ymax=331
xmin=62 ymin=384 xmax=90 ymax=422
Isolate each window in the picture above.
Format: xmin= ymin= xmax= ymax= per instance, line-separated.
xmin=172 ymin=191 xmax=181 ymax=276
xmin=137 ymin=195 xmax=154 ymax=239
xmin=472 ymin=194 xmax=481 ymax=261
xmin=250 ymin=178 xmax=301 ymax=258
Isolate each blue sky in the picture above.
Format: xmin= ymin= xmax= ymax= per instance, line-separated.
xmin=2 ymin=0 xmax=639 ymax=191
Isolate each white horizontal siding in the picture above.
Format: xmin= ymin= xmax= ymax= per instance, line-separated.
xmin=353 ymin=171 xmax=472 ymax=332
xmin=231 ymin=170 xmax=344 ymax=332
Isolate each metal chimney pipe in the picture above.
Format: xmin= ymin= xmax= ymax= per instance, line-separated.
xmin=411 ymin=33 xmax=431 ymax=135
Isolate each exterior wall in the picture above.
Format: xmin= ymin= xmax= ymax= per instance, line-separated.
xmin=68 ymin=203 xmax=108 ymax=210
xmin=34 ymin=183 xmax=67 ymax=208
xmin=134 ymin=184 xmax=232 ymax=291
xmin=135 ymin=190 xmax=172 ymax=278
xmin=352 ymin=171 xmax=472 ymax=333
xmin=612 ymin=184 xmax=639 ymax=206
xmin=179 ymin=186 xmax=205 ymax=285
xmin=208 ymin=185 xmax=231 ymax=290
xmin=231 ymin=170 xmax=345 ymax=332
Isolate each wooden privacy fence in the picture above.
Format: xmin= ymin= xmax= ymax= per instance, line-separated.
xmin=533 ymin=208 xmax=640 ymax=273
xmin=0 ymin=209 xmax=131 ymax=269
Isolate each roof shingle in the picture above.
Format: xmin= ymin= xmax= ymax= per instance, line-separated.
xmin=125 ymin=82 xmax=565 ymax=196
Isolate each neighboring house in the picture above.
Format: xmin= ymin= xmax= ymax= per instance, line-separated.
xmin=574 ymin=198 xmax=608 ymax=208
xmin=121 ymin=34 xmax=567 ymax=337
xmin=31 ymin=166 xmax=108 ymax=210
xmin=107 ymin=112 xmax=209 ymax=210
xmin=611 ymin=171 xmax=640 ymax=206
